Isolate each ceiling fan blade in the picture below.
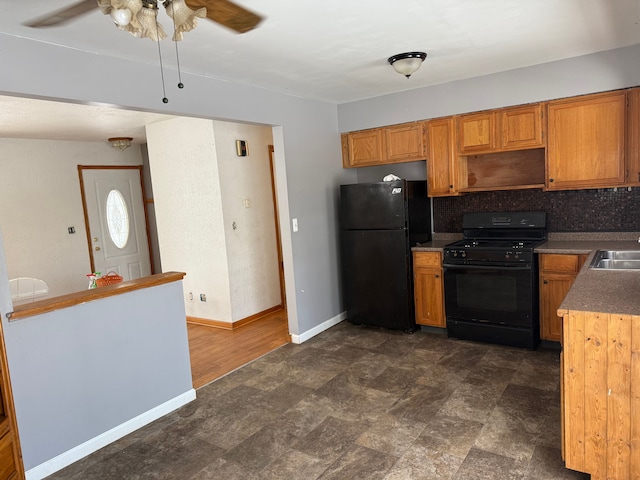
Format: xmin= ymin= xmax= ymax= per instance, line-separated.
xmin=185 ymin=0 xmax=263 ymax=34
xmin=23 ymin=0 xmax=97 ymax=28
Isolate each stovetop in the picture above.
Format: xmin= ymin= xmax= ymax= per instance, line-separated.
xmin=443 ymin=212 xmax=547 ymax=266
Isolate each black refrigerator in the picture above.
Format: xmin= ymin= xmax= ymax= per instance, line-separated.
xmin=339 ymin=180 xmax=431 ymax=332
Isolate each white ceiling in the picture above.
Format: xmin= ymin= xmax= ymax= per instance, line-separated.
xmin=1 ymin=0 xmax=639 ymax=143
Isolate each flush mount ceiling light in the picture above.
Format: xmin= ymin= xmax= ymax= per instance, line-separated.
xmin=388 ymin=52 xmax=427 ymax=78
xmin=108 ymin=137 xmax=134 ymax=151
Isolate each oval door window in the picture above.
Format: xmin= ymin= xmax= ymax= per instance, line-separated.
xmin=105 ymin=189 xmax=130 ymax=249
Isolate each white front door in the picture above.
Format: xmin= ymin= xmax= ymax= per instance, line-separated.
xmin=79 ymin=166 xmax=151 ymax=281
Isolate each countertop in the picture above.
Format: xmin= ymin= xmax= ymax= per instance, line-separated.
xmin=537 ymin=233 xmax=640 ymax=316
xmin=412 ymin=232 xmax=640 ymax=316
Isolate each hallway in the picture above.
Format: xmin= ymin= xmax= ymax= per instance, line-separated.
xmin=187 ymin=309 xmax=290 ymax=389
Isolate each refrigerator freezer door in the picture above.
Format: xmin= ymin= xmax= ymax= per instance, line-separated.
xmin=340 ymin=181 xmax=407 ymax=230
xmin=341 ymin=229 xmax=415 ymax=331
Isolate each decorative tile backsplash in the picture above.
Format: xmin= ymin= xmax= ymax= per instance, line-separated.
xmin=433 ymin=188 xmax=640 ymax=232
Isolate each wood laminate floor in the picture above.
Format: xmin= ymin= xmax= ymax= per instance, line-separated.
xmin=187 ymin=309 xmax=291 ymax=389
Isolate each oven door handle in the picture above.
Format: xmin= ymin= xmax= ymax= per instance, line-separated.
xmin=443 ymin=264 xmax=532 ymax=271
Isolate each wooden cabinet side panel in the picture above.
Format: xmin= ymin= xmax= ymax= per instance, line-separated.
xmin=630 ymin=316 xmax=640 ymax=480
xmin=563 ymin=310 xmax=586 ymax=472
xmin=627 ymin=88 xmax=640 ymax=186
xmin=606 ymin=314 xmax=632 ymax=480
xmin=583 ymin=312 xmax=608 ymax=479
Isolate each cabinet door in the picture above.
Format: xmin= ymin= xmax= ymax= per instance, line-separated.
xmin=500 ymin=104 xmax=544 ymax=150
xmin=457 ymin=112 xmax=496 ymax=154
xmin=342 ymin=129 xmax=385 ymax=167
xmin=413 ymin=252 xmax=445 ymax=328
xmin=384 ymin=123 xmax=425 ymax=163
xmin=426 ymin=117 xmax=457 ymax=196
xmin=547 ymin=91 xmax=626 ymax=190
xmin=539 ymin=254 xmax=587 ymax=342
xmin=540 ymin=273 xmax=575 ymax=342
xmin=627 ymin=88 xmax=640 ymax=186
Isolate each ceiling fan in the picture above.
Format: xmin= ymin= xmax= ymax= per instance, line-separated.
xmin=24 ymin=0 xmax=263 ymax=38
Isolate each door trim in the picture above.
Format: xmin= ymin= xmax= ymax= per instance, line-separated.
xmin=268 ymin=145 xmax=286 ymax=310
xmin=78 ymin=165 xmax=153 ymax=274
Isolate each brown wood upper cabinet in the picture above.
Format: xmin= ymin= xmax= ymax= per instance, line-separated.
xmin=426 ymin=117 xmax=458 ymax=196
xmin=547 ymin=90 xmax=626 ymax=190
xmin=342 ymin=121 xmax=425 ymax=168
xmin=457 ymin=103 xmax=544 ymax=155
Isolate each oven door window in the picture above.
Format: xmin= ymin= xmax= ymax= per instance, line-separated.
xmin=444 ymin=265 xmax=534 ymax=327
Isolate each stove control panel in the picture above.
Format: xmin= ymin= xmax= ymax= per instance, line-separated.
xmin=443 ymin=248 xmax=533 ymax=265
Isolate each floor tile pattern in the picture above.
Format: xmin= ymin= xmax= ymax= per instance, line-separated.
xmin=47 ymin=323 xmax=590 ymax=479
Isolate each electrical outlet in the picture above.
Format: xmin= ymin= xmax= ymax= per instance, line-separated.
xmin=200 ymin=294 xmax=207 ymax=302
xmin=189 ymin=292 xmax=193 ymax=301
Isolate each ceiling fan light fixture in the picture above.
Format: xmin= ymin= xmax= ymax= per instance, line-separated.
xmin=163 ymin=0 xmax=206 ymax=41
xmin=388 ymin=52 xmax=427 ymax=78
xmin=110 ymin=8 xmax=132 ymax=26
xmin=135 ymin=1 xmax=167 ymax=41
xmin=108 ymin=137 xmax=134 ymax=151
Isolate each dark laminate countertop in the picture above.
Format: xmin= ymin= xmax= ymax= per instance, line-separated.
xmin=536 ymin=233 xmax=640 ymax=316
xmin=414 ymin=231 xmax=640 ymax=316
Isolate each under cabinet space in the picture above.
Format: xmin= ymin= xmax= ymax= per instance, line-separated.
xmin=458 ymin=148 xmax=545 ymax=192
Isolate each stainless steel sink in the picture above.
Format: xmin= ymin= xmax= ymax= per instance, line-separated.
xmin=589 ymin=250 xmax=640 ymax=270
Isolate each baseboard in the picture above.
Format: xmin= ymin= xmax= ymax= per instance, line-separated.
xmin=187 ymin=305 xmax=282 ymax=331
xmin=290 ymin=311 xmax=346 ymax=344
xmin=25 ymin=389 xmax=196 ymax=480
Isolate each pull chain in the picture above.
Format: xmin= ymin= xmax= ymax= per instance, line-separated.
xmin=168 ymin=0 xmax=184 ymax=89
xmin=156 ymin=16 xmax=169 ymax=103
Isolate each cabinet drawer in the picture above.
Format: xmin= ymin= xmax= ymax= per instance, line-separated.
xmin=540 ymin=254 xmax=580 ymax=274
xmin=414 ymin=252 xmax=442 ymax=268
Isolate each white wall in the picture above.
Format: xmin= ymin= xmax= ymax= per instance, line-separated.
xmin=213 ymin=121 xmax=280 ymax=321
xmin=147 ymin=118 xmax=280 ymax=323
xmin=0 ymin=138 xmax=143 ymax=297
xmin=146 ymin=117 xmax=233 ymax=322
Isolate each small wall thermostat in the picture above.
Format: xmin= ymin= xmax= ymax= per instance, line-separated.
xmin=236 ymin=139 xmax=248 ymax=156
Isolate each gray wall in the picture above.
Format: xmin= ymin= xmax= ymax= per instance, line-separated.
xmin=2 ymin=281 xmax=193 ymax=470
xmin=1 ymin=37 xmax=638 ymax=342
xmin=338 ymin=44 xmax=640 ymax=132
xmin=0 ymin=32 xmax=355 ymax=338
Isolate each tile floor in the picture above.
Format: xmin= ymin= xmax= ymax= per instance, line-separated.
xmin=47 ymin=322 xmax=590 ymax=479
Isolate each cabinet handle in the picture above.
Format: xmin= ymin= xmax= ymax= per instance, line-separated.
xmin=435 ymin=274 xmax=440 ymax=278
xmin=449 ymin=185 xmax=453 ymax=189
xmin=543 ymin=280 xmax=548 ymax=284
xmin=549 ymin=178 xmax=554 ymax=183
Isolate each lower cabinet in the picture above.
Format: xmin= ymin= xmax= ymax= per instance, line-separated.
xmin=413 ymin=252 xmax=445 ymax=328
xmin=539 ymin=254 xmax=587 ymax=342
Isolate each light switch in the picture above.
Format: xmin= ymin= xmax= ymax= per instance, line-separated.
xmin=292 ymin=218 xmax=298 ymax=232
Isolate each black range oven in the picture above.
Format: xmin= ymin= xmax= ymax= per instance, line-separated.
xmin=443 ymin=212 xmax=546 ymax=349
